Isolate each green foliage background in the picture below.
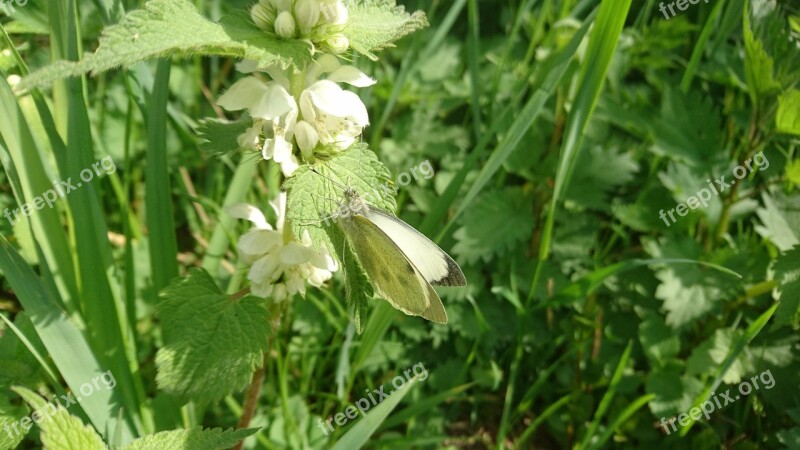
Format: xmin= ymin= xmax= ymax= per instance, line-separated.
xmin=0 ymin=0 xmax=799 ymax=449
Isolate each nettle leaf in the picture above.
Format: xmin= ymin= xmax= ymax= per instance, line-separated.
xmin=120 ymin=427 xmax=258 ymax=450
xmin=744 ymin=0 xmax=800 ymax=100
xmin=453 ymin=187 xmax=535 ymax=265
xmin=646 ymin=363 xmax=703 ymax=418
xmin=196 ymin=115 xmax=254 ymax=156
xmin=283 ymin=143 xmax=395 ymax=255
xmin=0 ymin=396 xmax=28 ymax=449
xmin=12 ymin=386 xmax=107 ymax=450
xmin=344 ymin=0 xmax=429 ymax=60
xmin=327 ymin=226 xmax=372 ymax=334
xmin=648 ymin=89 xmax=725 ymax=169
xmin=155 ymin=269 xmax=271 ymax=404
xmin=773 ymin=246 xmax=800 ymax=327
xmin=19 ymin=0 xmax=312 ymax=91
xmin=776 ymin=89 xmax=800 ymax=136
xmin=686 ymin=329 xmax=752 ymax=384
xmin=639 ymin=314 xmax=681 ymax=367
xmin=564 ymin=145 xmax=638 ymax=211
xmin=644 ymin=239 xmax=728 ymax=329
xmin=756 ymin=191 xmax=800 ymax=252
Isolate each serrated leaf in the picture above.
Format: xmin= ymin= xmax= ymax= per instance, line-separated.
xmin=686 ymin=329 xmax=752 ymax=384
xmin=773 ymin=246 xmax=800 ymax=327
xmin=646 ymin=363 xmax=703 ymax=418
xmin=639 ymin=314 xmax=680 ymax=366
xmin=155 ymin=269 xmax=271 ymax=404
xmin=645 ymin=239 xmax=726 ymax=328
xmin=744 ymin=0 xmax=800 ymax=102
xmin=755 ymin=191 xmax=800 ymax=252
xmin=12 ymin=386 xmax=107 ymax=450
xmin=648 ymin=89 xmax=725 ymax=168
xmin=776 ymin=89 xmax=800 ymax=136
xmin=196 ymin=115 xmax=254 ymax=156
xmin=120 ymin=427 xmax=258 ymax=450
xmin=283 ymin=144 xmax=395 ymax=254
xmin=0 ymin=395 xmax=28 ymax=449
xmin=565 ymin=145 xmax=638 ymax=210
xmin=19 ymin=0 xmax=312 ymax=91
xmin=344 ymin=0 xmax=428 ymax=60
xmin=453 ymin=187 xmax=534 ymax=265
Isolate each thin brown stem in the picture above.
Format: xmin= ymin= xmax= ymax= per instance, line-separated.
xmin=232 ymin=352 xmax=269 ymax=450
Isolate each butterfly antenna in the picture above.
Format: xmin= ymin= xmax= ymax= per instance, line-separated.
xmin=309 ymin=167 xmax=349 ymax=191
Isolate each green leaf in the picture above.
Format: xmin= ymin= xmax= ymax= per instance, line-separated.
xmin=120 ymin=427 xmax=258 ymax=450
xmin=645 ymin=239 xmax=726 ymax=328
xmin=564 ymin=145 xmax=638 ymax=211
xmin=773 ymin=246 xmax=800 ymax=327
xmin=452 ymin=187 xmax=534 ymax=265
xmin=196 ymin=115 xmax=254 ymax=156
xmin=155 ymin=268 xmax=271 ymax=404
xmin=330 ymin=375 xmax=420 ymax=450
xmin=283 ymin=144 xmax=395 ymax=254
xmin=648 ymin=89 xmax=725 ymax=168
xmin=743 ymin=0 xmax=800 ymax=101
xmin=776 ymin=89 xmax=800 ymax=136
xmin=12 ymin=386 xmax=107 ymax=450
xmin=0 ymin=395 xmax=28 ymax=449
xmin=344 ymin=0 xmax=429 ymax=60
xmin=755 ymin=191 xmax=800 ymax=252
xmin=19 ymin=0 xmax=313 ymax=91
xmin=639 ymin=314 xmax=681 ymax=366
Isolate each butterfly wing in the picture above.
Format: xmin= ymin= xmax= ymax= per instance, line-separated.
xmin=362 ymin=208 xmax=466 ymax=286
xmin=340 ymin=214 xmax=448 ymax=323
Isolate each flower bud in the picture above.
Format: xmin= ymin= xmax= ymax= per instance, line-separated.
xmin=295 ymin=120 xmax=319 ymax=159
xmin=294 ymin=0 xmax=321 ymax=34
xmin=318 ymin=0 xmax=348 ymax=25
xmin=323 ymin=34 xmax=350 ymax=54
xmin=250 ymin=2 xmax=274 ymax=30
xmin=274 ymin=11 xmax=297 ymax=39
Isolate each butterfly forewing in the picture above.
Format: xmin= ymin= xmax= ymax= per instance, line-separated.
xmin=362 ymin=209 xmax=466 ymax=287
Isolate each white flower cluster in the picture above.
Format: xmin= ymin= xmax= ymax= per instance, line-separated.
xmin=217 ymin=54 xmax=375 ymax=177
xmin=251 ymin=0 xmax=350 ymax=54
xmin=222 ymin=1 xmax=379 ymax=302
xmin=227 ymin=193 xmax=338 ymax=302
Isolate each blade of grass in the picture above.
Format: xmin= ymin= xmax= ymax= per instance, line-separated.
xmin=679 ymin=303 xmax=778 ymax=436
xmin=0 ymin=234 xmax=137 ymax=443
xmin=586 ymin=394 xmax=655 ymax=450
xmin=680 ymin=0 xmax=727 ymax=91
xmin=145 ymin=59 xmax=179 ymax=291
xmin=577 ymin=341 xmax=634 ymax=449
xmin=51 ymin=0 xmax=146 ymax=437
xmin=515 ymin=393 xmax=573 ymax=447
xmin=330 ymin=376 xmax=421 ymax=450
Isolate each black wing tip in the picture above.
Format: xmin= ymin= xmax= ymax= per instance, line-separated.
xmin=431 ymin=256 xmax=467 ymax=287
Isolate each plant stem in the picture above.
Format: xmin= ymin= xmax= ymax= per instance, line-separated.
xmin=233 ymin=352 xmax=269 ymax=450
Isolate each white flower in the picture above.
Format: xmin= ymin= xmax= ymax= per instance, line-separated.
xmin=228 ymin=193 xmax=338 ymax=302
xmin=217 ymin=74 xmax=300 ymax=176
xmin=298 ymin=54 xmax=376 ymax=150
xmin=300 ymin=80 xmax=370 ymax=149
